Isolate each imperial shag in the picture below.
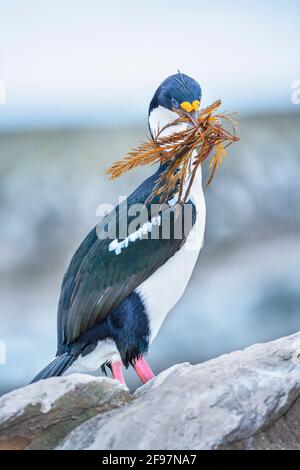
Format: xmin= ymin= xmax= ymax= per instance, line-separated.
xmin=32 ymin=73 xmax=206 ymax=386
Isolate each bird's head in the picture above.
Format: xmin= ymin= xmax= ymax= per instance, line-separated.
xmin=148 ymin=72 xmax=202 ymax=138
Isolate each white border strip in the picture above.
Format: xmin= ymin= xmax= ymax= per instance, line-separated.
xmin=0 ymin=80 xmax=6 ymax=104
xmin=0 ymin=340 xmax=6 ymax=364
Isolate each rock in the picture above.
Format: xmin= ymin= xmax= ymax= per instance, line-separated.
xmin=1 ymin=333 xmax=300 ymax=450
xmin=0 ymin=374 xmax=131 ymax=450
xmin=228 ymin=396 xmax=300 ymax=450
xmin=58 ymin=332 xmax=300 ymax=450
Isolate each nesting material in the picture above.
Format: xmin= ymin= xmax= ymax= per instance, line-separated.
xmin=106 ymin=100 xmax=239 ymax=204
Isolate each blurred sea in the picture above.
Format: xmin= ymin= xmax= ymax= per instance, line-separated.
xmin=1 ymin=111 xmax=300 ymax=394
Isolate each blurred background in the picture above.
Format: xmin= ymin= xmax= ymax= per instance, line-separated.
xmin=1 ymin=0 xmax=300 ymax=394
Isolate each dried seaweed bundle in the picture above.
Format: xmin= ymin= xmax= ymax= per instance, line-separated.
xmin=106 ymin=99 xmax=239 ymax=204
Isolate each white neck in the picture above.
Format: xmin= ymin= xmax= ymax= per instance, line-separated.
xmin=149 ymin=105 xmax=204 ymax=205
xmin=149 ymin=105 xmax=188 ymax=139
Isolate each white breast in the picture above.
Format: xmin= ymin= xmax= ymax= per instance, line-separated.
xmin=149 ymin=105 xmax=188 ymax=138
xmin=138 ymin=105 xmax=206 ymax=342
xmin=136 ymin=167 xmax=206 ymax=342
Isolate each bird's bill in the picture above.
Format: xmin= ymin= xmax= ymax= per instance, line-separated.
xmin=185 ymin=110 xmax=199 ymax=126
xmin=173 ymin=108 xmax=199 ymax=126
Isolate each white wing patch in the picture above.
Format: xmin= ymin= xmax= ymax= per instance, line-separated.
xmin=109 ymin=215 xmax=161 ymax=255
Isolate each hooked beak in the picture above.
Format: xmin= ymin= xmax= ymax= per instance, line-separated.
xmin=186 ymin=110 xmax=199 ymax=126
xmin=179 ymin=109 xmax=199 ymax=126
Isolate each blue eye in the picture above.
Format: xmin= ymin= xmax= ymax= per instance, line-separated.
xmin=171 ymin=98 xmax=179 ymax=108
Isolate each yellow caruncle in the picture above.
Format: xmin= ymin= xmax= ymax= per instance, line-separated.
xmin=180 ymin=100 xmax=200 ymax=112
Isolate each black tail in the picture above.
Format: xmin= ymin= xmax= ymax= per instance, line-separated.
xmin=30 ymin=354 xmax=76 ymax=383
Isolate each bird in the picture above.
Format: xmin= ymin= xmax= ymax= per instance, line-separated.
xmin=31 ymin=73 xmax=206 ymax=387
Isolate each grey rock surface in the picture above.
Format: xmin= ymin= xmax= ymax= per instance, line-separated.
xmin=59 ymin=332 xmax=300 ymax=450
xmin=0 ymin=374 xmax=131 ymax=450
xmin=228 ymin=395 xmax=300 ymax=450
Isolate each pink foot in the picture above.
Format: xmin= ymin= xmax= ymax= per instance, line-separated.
xmin=133 ymin=357 xmax=155 ymax=384
xmin=111 ymin=360 xmax=125 ymax=385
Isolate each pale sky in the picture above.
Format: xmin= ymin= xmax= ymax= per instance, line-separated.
xmin=0 ymin=0 xmax=300 ymax=128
